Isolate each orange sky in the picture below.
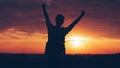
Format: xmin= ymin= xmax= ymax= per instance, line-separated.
xmin=0 ymin=0 xmax=120 ymax=54
xmin=0 ymin=29 xmax=120 ymax=54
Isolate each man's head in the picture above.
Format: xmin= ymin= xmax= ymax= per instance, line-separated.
xmin=55 ymin=14 xmax=64 ymax=27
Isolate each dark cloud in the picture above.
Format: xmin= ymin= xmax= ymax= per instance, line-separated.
xmin=0 ymin=21 xmax=12 ymax=31
xmin=0 ymin=0 xmax=120 ymax=39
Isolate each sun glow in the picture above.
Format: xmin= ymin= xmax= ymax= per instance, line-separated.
xmin=68 ymin=37 xmax=82 ymax=48
xmin=66 ymin=35 xmax=91 ymax=48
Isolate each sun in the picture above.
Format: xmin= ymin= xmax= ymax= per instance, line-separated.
xmin=73 ymin=40 xmax=80 ymax=45
xmin=68 ymin=37 xmax=82 ymax=48
xmin=66 ymin=35 xmax=90 ymax=49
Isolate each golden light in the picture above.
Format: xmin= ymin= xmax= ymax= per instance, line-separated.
xmin=68 ymin=36 xmax=82 ymax=48
xmin=73 ymin=40 xmax=80 ymax=46
xmin=66 ymin=35 xmax=90 ymax=49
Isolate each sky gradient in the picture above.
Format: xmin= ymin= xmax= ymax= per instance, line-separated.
xmin=0 ymin=0 xmax=120 ymax=54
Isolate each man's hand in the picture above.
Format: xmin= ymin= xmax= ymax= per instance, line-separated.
xmin=42 ymin=4 xmax=46 ymax=8
xmin=81 ymin=10 xmax=85 ymax=17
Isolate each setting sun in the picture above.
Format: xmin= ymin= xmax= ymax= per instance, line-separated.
xmin=68 ymin=36 xmax=82 ymax=48
xmin=66 ymin=35 xmax=91 ymax=49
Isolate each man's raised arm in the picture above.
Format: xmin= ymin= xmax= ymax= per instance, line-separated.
xmin=42 ymin=4 xmax=52 ymax=26
xmin=65 ymin=10 xmax=85 ymax=32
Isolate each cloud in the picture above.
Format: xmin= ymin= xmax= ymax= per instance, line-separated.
xmin=0 ymin=28 xmax=47 ymax=42
xmin=0 ymin=21 xmax=12 ymax=31
xmin=0 ymin=0 xmax=120 ymax=39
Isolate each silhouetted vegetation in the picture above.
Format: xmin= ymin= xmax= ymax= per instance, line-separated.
xmin=0 ymin=53 xmax=120 ymax=68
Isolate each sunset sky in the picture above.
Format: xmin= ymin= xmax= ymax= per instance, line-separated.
xmin=0 ymin=0 xmax=120 ymax=54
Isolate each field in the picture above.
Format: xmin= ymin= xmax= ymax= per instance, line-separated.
xmin=0 ymin=53 xmax=120 ymax=68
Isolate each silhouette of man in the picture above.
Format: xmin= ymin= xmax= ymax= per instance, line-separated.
xmin=42 ymin=4 xmax=85 ymax=57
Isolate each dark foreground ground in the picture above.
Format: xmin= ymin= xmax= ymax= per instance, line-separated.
xmin=0 ymin=53 xmax=120 ymax=68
